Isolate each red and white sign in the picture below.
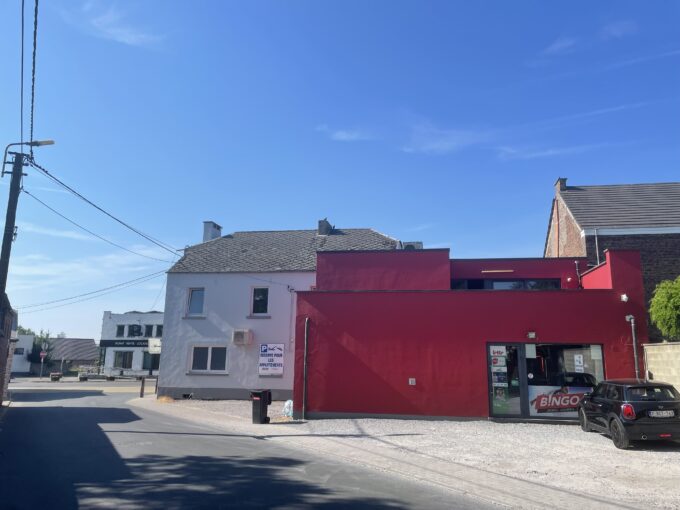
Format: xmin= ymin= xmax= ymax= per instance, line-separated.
xmin=39 ymin=351 xmax=47 ymax=360
xmin=529 ymin=386 xmax=590 ymax=417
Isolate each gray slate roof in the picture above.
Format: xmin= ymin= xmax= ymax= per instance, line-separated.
xmin=49 ymin=338 xmax=99 ymax=361
xmin=560 ymin=182 xmax=680 ymax=229
xmin=170 ymin=229 xmax=398 ymax=273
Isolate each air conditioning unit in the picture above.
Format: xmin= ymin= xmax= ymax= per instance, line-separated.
xmin=232 ymin=329 xmax=253 ymax=346
xmin=401 ymin=241 xmax=423 ymax=251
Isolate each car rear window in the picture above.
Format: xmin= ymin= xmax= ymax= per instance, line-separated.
xmin=626 ymin=386 xmax=680 ymax=401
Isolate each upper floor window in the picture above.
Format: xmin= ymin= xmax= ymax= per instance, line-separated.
xmin=451 ymin=279 xmax=561 ymax=290
xmin=116 ymin=325 xmax=125 ymax=337
xmin=128 ymin=324 xmax=143 ymax=337
xmin=187 ymin=288 xmax=205 ymax=316
xmin=144 ymin=324 xmax=154 ymax=337
xmin=156 ymin=324 xmax=163 ymax=337
xmin=251 ymin=287 xmax=269 ymax=315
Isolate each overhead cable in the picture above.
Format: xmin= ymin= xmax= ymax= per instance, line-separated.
xmin=29 ymin=0 xmax=39 ymax=156
xmin=22 ymin=188 xmax=175 ymax=263
xmin=27 ymin=158 xmax=180 ymax=257
xmin=17 ymin=270 xmax=167 ymax=311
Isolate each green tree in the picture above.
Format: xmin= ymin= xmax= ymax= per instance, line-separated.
xmin=17 ymin=325 xmax=35 ymax=335
xmin=27 ymin=329 xmax=52 ymax=363
xmin=650 ymin=276 xmax=680 ymax=342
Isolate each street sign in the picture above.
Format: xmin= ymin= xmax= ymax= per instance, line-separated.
xmin=148 ymin=338 xmax=162 ymax=354
xmin=40 ymin=350 xmax=47 ymax=359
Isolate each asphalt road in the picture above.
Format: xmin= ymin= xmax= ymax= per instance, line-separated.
xmin=0 ymin=381 xmax=491 ymax=509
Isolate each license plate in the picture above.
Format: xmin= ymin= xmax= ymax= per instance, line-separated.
xmin=649 ymin=410 xmax=675 ymax=418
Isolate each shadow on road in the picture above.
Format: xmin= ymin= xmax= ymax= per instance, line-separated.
xmin=0 ymin=403 xmax=408 ymax=509
xmin=8 ymin=389 xmax=105 ymax=402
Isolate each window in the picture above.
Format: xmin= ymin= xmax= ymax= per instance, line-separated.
xmin=606 ymin=385 xmax=622 ymax=401
xmin=116 ymin=325 xmax=125 ymax=337
xmin=114 ymin=351 xmax=133 ymax=369
xmin=190 ymin=346 xmax=227 ymax=372
xmin=187 ymin=288 xmax=205 ymax=316
xmin=14 ymin=347 xmax=24 ymax=355
xmin=156 ymin=324 xmax=163 ymax=337
xmin=252 ymin=287 xmax=269 ymax=315
xmin=144 ymin=325 xmax=154 ymax=337
xmin=627 ymin=386 xmax=680 ymax=401
xmin=128 ymin=324 xmax=142 ymax=337
xmin=142 ymin=352 xmax=161 ymax=370
xmin=451 ymin=279 xmax=561 ymax=290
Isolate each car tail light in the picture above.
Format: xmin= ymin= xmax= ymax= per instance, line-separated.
xmin=660 ymin=434 xmax=672 ymax=438
xmin=621 ymin=403 xmax=636 ymax=420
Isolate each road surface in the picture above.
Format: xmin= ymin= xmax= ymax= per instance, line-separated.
xmin=0 ymin=380 xmax=491 ymax=509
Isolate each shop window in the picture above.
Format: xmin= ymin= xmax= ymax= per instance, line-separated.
xmin=191 ymin=346 xmax=227 ymax=372
xmin=116 ymin=325 xmax=125 ymax=337
xmin=114 ymin=351 xmax=133 ymax=369
xmin=142 ymin=352 xmax=161 ymax=370
xmin=187 ymin=288 xmax=205 ymax=316
xmin=251 ymin=287 xmax=269 ymax=315
xmin=144 ymin=325 xmax=154 ymax=337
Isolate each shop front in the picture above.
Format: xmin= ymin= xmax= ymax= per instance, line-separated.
xmin=489 ymin=343 xmax=604 ymax=419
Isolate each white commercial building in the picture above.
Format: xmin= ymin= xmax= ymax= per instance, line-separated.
xmin=10 ymin=334 xmax=33 ymax=374
xmin=158 ymin=219 xmax=398 ymax=400
xmin=100 ymin=311 xmax=164 ymax=377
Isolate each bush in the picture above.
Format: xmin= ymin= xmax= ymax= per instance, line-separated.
xmin=650 ymin=276 xmax=680 ymax=342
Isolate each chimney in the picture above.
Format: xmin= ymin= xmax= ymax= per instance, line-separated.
xmin=555 ymin=177 xmax=567 ymax=193
xmin=317 ymin=218 xmax=333 ymax=235
xmin=203 ymin=221 xmax=222 ymax=242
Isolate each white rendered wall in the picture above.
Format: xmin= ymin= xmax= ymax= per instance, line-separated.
xmin=159 ymin=271 xmax=315 ymax=396
xmin=100 ymin=311 xmax=164 ymax=340
xmin=10 ymin=334 xmax=33 ymax=373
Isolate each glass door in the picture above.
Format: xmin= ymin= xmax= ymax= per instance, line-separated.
xmin=488 ymin=344 xmax=524 ymax=417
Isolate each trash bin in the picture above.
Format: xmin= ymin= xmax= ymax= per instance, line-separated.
xmin=250 ymin=390 xmax=272 ymax=424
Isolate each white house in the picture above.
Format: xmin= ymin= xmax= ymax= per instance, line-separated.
xmin=100 ymin=311 xmax=164 ymax=377
xmin=10 ymin=334 xmax=33 ymax=374
xmin=158 ymin=219 xmax=399 ymax=400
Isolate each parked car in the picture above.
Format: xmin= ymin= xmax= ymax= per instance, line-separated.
xmin=579 ymin=379 xmax=680 ymax=449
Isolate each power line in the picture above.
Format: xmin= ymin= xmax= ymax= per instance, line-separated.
xmin=27 ymin=158 xmax=180 ymax=257
xmin=29 ymin=0 xmax=38 ymax=157
xmin=150 ymin=279 xmax=166 ymax=310
xmin=17 ymin=270 xmax=167 ymax=311
xmin=22 ymin=188 xmax=175 ymax=263
xmin=20 ymin=0 xmax=25 ymax=146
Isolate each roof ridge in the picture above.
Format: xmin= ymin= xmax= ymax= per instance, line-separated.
xmin=566 ymin=181 xmax=680 ymax=189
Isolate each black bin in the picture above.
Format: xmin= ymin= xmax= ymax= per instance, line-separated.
xmin=250 ymin=390 xmax=272 ymax=424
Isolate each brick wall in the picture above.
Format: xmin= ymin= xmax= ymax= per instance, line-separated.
xmin=544 ymin=197 xmax=586 ymax=258
xmin=644 ymin=343 xmax=680 ymax=390
xmin=585 ymin=234 xmax=680 ymax=341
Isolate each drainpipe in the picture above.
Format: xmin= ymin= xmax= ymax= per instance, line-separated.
xmin=625 ymin=315 xmax=640 ymax=379
xmin=302 ymin=317 xmax=310 ymax=420
xmin=574 ymin=260 xmax=582 ymax=288
xmin=594 ymin=228 xmax=600 ymax=265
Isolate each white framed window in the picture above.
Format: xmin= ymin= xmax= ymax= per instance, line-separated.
xmin=189 ymin=345 xmax=227 ymax=373
xmin=251 ymin=287 xmax=269 ymax=315
xmin=186 ymin=288 xmax=205 ymax=317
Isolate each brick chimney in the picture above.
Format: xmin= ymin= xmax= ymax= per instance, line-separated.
xmin=555 ymin=177 xmax=567 ymax=194
xmin=202 ymin=221 xmax=222 ymax=242
xmin=318 ymin=218 xmax=333 ymax=235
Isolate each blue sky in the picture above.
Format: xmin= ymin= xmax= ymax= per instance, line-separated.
xmin=1 ymin=1 xmax=679 ymax=339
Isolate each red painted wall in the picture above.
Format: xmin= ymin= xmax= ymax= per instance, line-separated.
xmin=316 ymin=250 xmax=451 ymax=291
xmin=294 ymin=250 xmax=647 ymax=418
xmin=451 ymin=257 xmax=586 ymax=289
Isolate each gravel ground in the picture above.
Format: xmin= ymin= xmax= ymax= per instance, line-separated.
xmin=157 ymin=399 xmax=680 ymax=508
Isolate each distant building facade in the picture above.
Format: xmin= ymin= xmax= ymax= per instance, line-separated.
xmin=10 ymin=334 xmax=33 ymax=374
xmin=46 ymin=337 xmax=99 ymax=375
xmin=100 ymin=311 xmax=164 ymax=377
xmin=544 ymin=178 xmax=680 ymax=340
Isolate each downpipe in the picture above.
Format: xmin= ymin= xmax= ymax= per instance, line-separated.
xmin=302 ymin=317 xmax=310 ymax=421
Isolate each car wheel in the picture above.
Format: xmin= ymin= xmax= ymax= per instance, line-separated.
xmin=579 ymin=409 xmax=591 ymax=432
xmin=610 ymin=418 xmax=630 ymax=449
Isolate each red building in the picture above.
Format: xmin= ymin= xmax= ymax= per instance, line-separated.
xmin=293 ymin=249 xmax=648 ymax=420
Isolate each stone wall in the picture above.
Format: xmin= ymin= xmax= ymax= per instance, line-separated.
xmin=644 ymin=343 xmax=680 ymax=390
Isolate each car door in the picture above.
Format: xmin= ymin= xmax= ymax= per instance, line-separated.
xmin=589 ymin=383 xmax=609 ymax=429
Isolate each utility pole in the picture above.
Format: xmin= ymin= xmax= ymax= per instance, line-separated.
xmin=0 ymin=152 xmax=25 ymax=296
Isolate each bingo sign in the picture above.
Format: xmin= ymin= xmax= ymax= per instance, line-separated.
xmin=258 ymin=344 xmax=284 ymax=376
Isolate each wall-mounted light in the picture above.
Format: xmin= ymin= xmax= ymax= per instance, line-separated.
xmin=620 ymin=294 xmax=629 ymax=303
xmin=527 ymin=331 xmax=536 ymax=339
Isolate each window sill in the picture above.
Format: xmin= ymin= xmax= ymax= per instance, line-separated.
xmin=183 ymin=315 xmax=206 ymax=320
xmin=247 ymin=315 xmax=271 ymax=319
xmin=186 ymin=371 xmax=228 ymax=376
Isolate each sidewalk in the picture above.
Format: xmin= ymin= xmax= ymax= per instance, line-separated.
xmin=130 ymin=397 xmax=680 ymax=509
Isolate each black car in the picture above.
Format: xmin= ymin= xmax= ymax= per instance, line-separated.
xmin=579 ymin=379 xmax=680 ymax=449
